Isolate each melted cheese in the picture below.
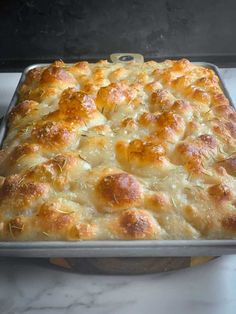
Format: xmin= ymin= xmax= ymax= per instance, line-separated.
xmin=0 ymin=58 xmax=236 ymax=240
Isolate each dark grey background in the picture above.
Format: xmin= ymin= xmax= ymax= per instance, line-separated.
xmin=0 ymin=0 xmax=236 ymax=70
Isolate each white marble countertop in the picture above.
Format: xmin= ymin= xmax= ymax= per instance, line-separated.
xmin=0 ymin=69 xmax=236 ymax=314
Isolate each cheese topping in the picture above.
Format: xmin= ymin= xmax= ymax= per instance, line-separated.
xmin=0 ymin=58 xmax=236 ymax=240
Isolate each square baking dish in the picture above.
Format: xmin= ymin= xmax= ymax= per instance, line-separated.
xmin=0 ymin=54 xmax=236 ymax=258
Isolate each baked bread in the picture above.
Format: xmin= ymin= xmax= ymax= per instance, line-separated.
xmin=0 ymin=58 xmax=235 ymax=240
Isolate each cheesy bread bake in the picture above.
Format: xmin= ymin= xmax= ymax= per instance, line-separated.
xmin=0 ymin=58 xmax=235 ymax=241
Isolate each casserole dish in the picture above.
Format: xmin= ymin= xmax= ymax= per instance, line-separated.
xmin=0 ymin=53 xmax=236 ymax=261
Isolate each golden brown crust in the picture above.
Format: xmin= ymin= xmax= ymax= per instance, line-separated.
xmin=59 ymin=88 xmax=96 ymax=119
xmin=31 ymin=121 xmax=75 ymax=150
xmin=174 ymin=134 xmax=217 ymax=174
xmin=95 ymin=82 xmax=136 ymax=116
xmin=222 ymin=215 xmax=236 ymax=232
xmin=119 ymin=210 xmax=151 ymax=238
xmin=1 ymin=57 xmax=236 ymax=240
xmin=24 ymin=153 xmax=90 ymax=190
xmin=150 ymin=89 xmax=175 ymax=112
xmin=155 ymin=112 xmax=186 ymax=141
xmin=40 ymin=65 xmax=76 ymax=87
xmin=117 ymin=209 xmax=158 ymax=239
xmin=19 ymin=62 xmax=76 ymax=103
xmin=8 ymin=100 xmax=39 ymax=126
xmin=11 ymin=143 xmax=40 ymax=160
xmin=115 ymin=139 xmax=172 ymax=177
xmin=144 ymin=192 xmax=172 ymax=213
xmin=69 ymin=223 xmax=97 ymax=240
xmin=0 ymin=174 xmax=49 ymax=210
xmin=96 ymin=173 xmax=142 ymax=212
xmin=37 ymin=201 xmax=75 ymax=234
xmin=208 ymin=183 xmax=234 ymax=203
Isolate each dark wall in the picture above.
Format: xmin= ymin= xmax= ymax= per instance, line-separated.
xmin=1 ymin=0 xmax=236 ymax=69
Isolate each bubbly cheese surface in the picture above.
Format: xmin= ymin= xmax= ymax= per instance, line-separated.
xmin=0 ymin=58 xmax=236 ymax=241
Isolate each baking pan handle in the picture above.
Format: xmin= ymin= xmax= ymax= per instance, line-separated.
xmin=110 ymin=53 xmax=144 ymax=63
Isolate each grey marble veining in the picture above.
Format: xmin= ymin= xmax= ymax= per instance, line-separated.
xmin=0 ymin=256 xmax=236 ymax=314
xmin=0 ymin=69 xmax=236 ymax=314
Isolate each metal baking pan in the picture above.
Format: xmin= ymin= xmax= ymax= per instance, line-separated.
xmin=0 ymin=54 xmax=236 ymax=258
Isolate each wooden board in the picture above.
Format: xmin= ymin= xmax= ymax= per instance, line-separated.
xmin=50 ymin=257 xmax=216 ymax=275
